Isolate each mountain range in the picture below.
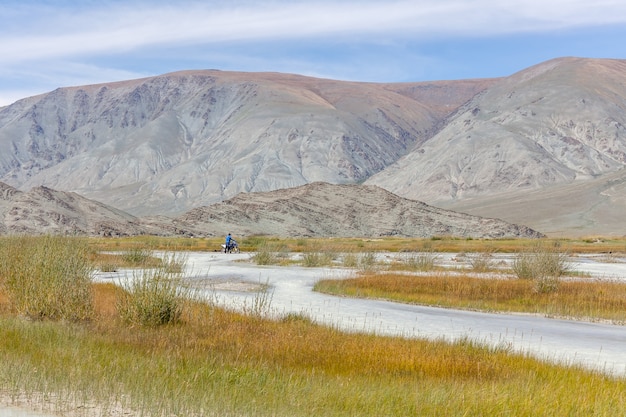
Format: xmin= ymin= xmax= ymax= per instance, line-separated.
xmin=0 ymin=181 xmax=542 ymax=239
xmin=1 ymin=57 xmax=625 ymax=237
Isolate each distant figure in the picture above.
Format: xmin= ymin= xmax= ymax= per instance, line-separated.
xmin=225 ymin=233 xmax=232 ymax=251
xmin=224 ymin=233 xmax=238 ymax=253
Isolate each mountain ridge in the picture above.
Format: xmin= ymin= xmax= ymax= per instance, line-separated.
xmin=179 ymin=181 xmax=543 ymax=238
xmin=1 ymin=57 xmax=625 ymax=236
xmin=0 ymin=181 xmax=542 ymax=238
xmin=365 ymin=57 xmax=626 ymax=235
xmin=1 ymin=69 xmax=492 ymax=216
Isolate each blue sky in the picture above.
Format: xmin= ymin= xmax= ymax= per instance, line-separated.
xmin=1 ymin=0 xmax=626 ymax=106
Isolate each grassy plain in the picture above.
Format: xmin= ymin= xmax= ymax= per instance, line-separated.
xmin=88 ymin=234 xmax=626 ymax=254
xmin=315 ymin=272 xmax=626 ymax=323
xmin=1 ymin=235 xmax=625 ymax=416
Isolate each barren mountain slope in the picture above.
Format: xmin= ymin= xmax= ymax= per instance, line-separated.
xmin=0 ymin=71 xmax=490 ymax=216
xmin=0 ymin=182 xmax=21 ymax=234
xmin=367 ymin=58 xmax=626 ymax=206
xmin=179 ymin=182 xmax=543 ymax=238
xmin=0 ymin=181 xmax=541 ymax=238
xmin=440 ymin=167 xmax=626 ymax=237
xmin=1 ymin=185 xmax=179 ymax=236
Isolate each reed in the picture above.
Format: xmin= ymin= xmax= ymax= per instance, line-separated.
xmin=0 ymin=235 xmax=94 ymax=322
xmin=116 ymin=254 xmax=190 ymax=327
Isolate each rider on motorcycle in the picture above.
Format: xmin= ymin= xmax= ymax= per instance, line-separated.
xmin=224 ymin=233 xmax=238 ymax=253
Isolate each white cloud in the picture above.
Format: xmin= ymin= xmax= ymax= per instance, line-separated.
xmin=1 ymin=0 xmax=625 ymax=104
xmin=2 ymin=0 xmax=626 ymax=65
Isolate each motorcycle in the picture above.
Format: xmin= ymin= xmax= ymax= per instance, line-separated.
xmin=222 ymin=240 xmax=240 ymax=253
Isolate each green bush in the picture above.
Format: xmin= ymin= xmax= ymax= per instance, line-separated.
xmin=0 ymin=235 xmax=94 ymax=322
xmin=116 ymin=254 xmax=189 ymax=327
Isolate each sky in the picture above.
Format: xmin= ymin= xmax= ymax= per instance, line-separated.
xmin=1 ymin=0 xmax=626 ymax=106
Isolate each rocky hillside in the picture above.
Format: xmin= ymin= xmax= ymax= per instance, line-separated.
xmin=368 ymin=58 xmax=626 ymax=201
xmin=0 ymin=182 xmax=202 ymax=236
xmin=365 ymin=58 xmax=626 ymax=235
xmin=0 ymin=181 xmax=542 ymax=238
xmin=0 ymin=71 xmax=492 ymax=216
xmin=178 ymin=182 xmax=543 ymax=238
xmin=2 ymin=57 xmax=626 ymax=236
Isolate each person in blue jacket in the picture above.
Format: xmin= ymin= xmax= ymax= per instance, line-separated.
xmin=225 ymin=233 xmax=233 ymax=252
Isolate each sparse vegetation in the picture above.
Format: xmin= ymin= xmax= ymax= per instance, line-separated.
xmin=467 ymin=250 xmax=497 ymax=272
xmin=121 ymin=246 xmax=154 ymax=265
xmin=0 ymin=235 xmax=94 ymax=322
xmin=116 ymin=265 xmax=189 ymax=327
xmin=512 ymin=241 xmax=571 ymax=293
xmin=2 ymin=236 xmax=626 ymax=416
xmin=2 ymin=281 xmax=626 ymax=416
xmin=341 ymin=251 xmax=359 ymax=267
xmin=357 ymin=251 xmax=378 ymax=272
xmin=401 ymin=250 xmax=439 ymax=271
xmin=88 ymin=235 xmax=626 ymax=255
xmin=302 ymin=250 xmax=334 ymax=267
xmin=315 ymin=271 xmax=626 ymax=323
xmin=252 ymin=241 xmax=280 ymax=265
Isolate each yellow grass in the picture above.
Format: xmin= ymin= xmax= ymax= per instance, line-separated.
xmin=315 ymin=272 xmax=626 ymax=323
xmin=2 ymin=282 xmax=626 ymax=416
xmin=87 ymin=235 xmax=626 ymax=256
xmin=2 ymin=235 xmax=626 ymax=415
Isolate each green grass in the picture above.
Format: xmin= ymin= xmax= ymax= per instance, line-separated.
xmin=0 ymin=235 xmax=94 ymax=321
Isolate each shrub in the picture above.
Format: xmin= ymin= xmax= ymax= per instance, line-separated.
xmin=160 ymin=251 xmax=188 ymax=274
xmin=0 ymin=235 xmax=94 ymax=322
xmin=467 ymin=251 xmax=496 ymax=272
xmin=358 ymin=252 xmax=378 ymax=272
xmin=242 ymin=282 xmax=274 ymax=318
xmin=280 ymin=311 xmax=313 ymax=323
xmin=512 ymin=242 xmax=570 ymax=293
xmin=98 ymin=263 xmax=119 ymax=272
xmin=116 ymin=255 xmax=189 ymax=326
xmin=252 ymin=242 xmax=279 ymax=265
xmin=342 ymin=252 xmax=359 ymax=268
xmin=302 ymin=251 xmax=334 ymax=267
xmin=122 ymin=247 xmax=154 ymax=265
xmin=403 ymin=251 xmax=438 ymax=271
